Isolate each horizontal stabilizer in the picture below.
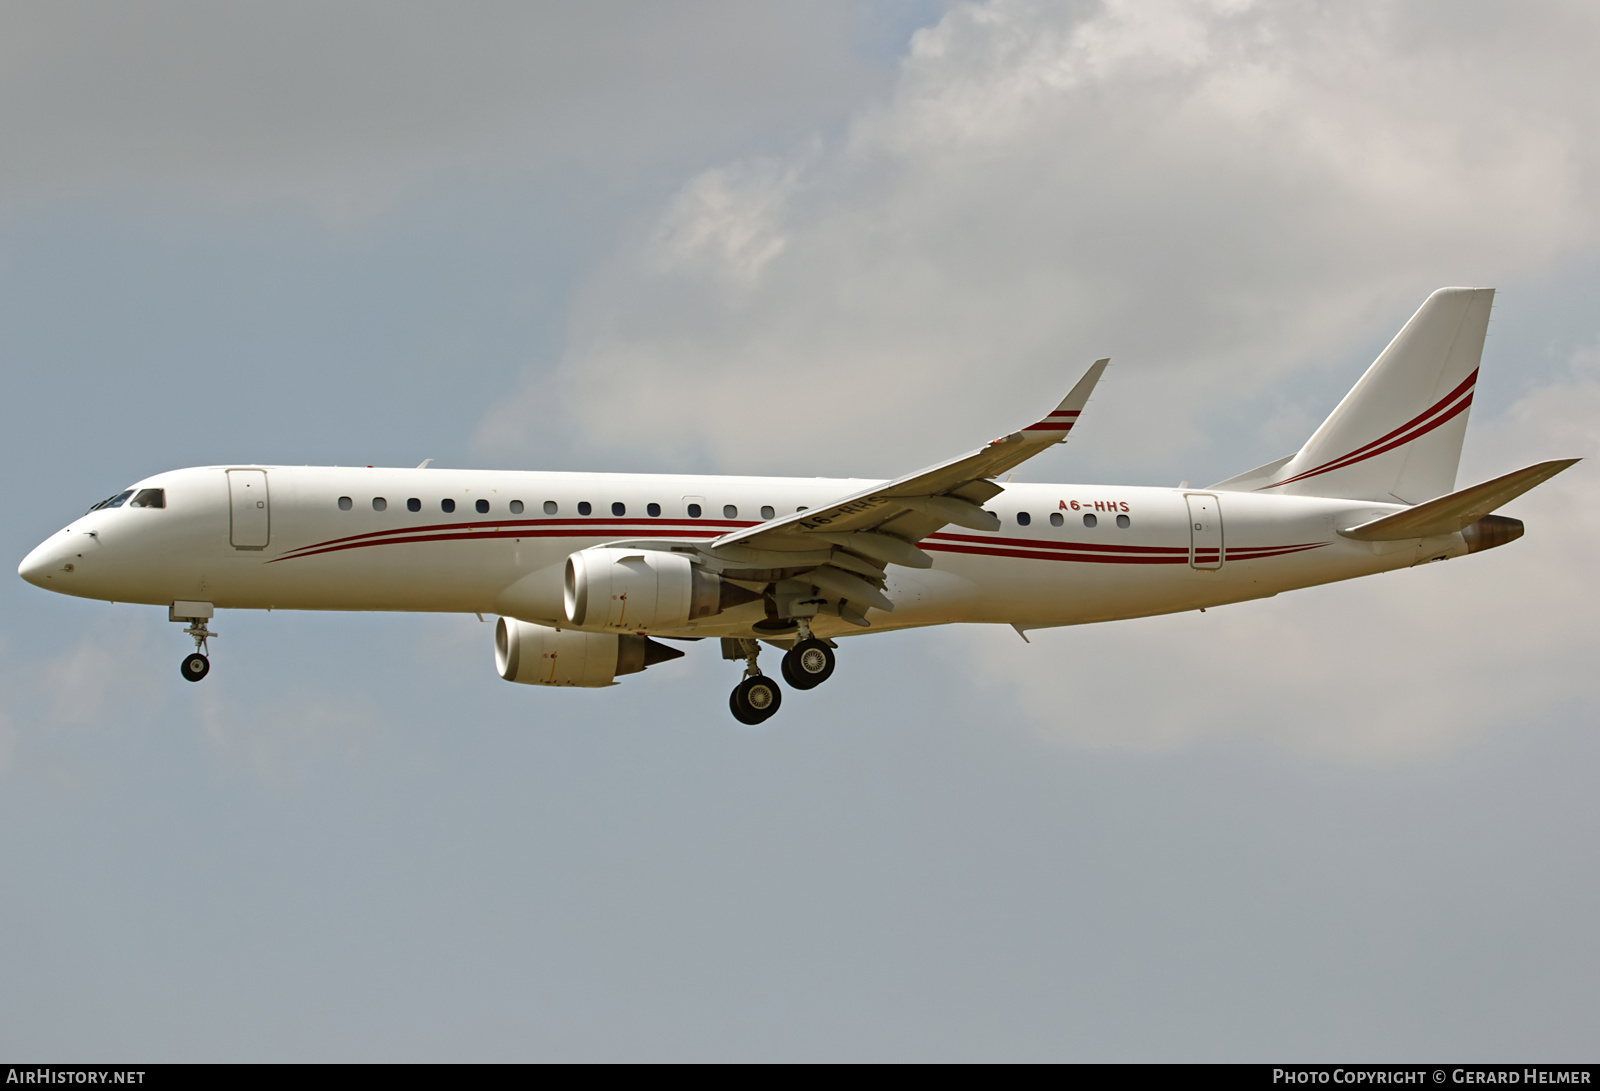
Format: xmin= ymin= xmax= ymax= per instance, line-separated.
xmin=1338 ymin=459 xmax=1579 ymax=541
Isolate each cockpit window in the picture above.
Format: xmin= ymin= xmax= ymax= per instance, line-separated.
xmin=88 ymin=490 xmax=134 ymax=513
xmin=128 ymin=489 xmax=165 ymax=509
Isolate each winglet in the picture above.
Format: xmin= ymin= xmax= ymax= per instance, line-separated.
xmin=1005 ymin=358 xmax=1109 ymax=443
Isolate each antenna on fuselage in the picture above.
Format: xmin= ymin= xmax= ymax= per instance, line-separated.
xmin=417 ymin=459 xmax=434 ymax=469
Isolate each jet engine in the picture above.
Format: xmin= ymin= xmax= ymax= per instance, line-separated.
xmin=495 ymin=617 xmax=683 ymax=687
xmin=563 ymin=547 xmax=758 ymax=631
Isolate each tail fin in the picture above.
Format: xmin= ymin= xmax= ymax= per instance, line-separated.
xmin=1216 ymin=288 xmax=1494 ymax=503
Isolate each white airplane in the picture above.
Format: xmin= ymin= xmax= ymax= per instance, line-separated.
xmin=17 ymin=287 xmax=1578 ymax=723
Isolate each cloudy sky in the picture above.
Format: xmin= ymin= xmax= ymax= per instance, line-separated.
xmin=2 ymin=0 xmax=1597 ymax=1060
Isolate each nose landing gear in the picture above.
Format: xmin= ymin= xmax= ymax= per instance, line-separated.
xmin=170 ymin=602 xmax=217 ymax=683
xmin=180 ymin=650 xmax=210 ymax=682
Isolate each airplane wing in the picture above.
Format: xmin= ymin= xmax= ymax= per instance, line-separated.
xmin=712 ymin=358 xmax=1109 ymax=556
xmin=603 ymin=359 xmax=1108 ymax=624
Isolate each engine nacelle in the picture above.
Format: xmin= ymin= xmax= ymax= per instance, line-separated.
xmin=564 ymin=547 xmax=754 ymax=631
xmin=495 ymin=617 xmax=683 ymax=687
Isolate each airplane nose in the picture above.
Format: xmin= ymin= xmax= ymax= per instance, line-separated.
xmin=18 ymin=534 xmax=72 ymax=589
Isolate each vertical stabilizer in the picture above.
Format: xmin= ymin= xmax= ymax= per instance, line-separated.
xmin=1256 ymin=287 xmax=1493 ymax=503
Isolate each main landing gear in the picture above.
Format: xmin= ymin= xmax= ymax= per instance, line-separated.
xmin=731 ymin=672 xmax=782 ymax=725
xmin=727 ymin=622 xmax=839 ymax=725
xmin=780 ymin=638 xmax=836 ymax=690
xmin=729 ymin=638 xmax=782 ymax=725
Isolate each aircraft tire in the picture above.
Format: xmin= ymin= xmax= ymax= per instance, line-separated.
xmin=780 ymin=639 xmax=835 ymax=690
xmin=180 ymin=653 xmax=210 ymax=682
xmin=730 ymin=675 xmax=782 ymax=724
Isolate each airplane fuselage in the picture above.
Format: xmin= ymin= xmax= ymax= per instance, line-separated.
xmin=19 ymin=464 xmax=1463 ymax=641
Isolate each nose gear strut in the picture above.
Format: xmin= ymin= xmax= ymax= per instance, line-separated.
xmin=171 ymin=603 xmax=217 ymax=683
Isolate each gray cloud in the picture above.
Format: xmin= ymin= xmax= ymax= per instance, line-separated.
xmin=0 ymin=1 xmax=887 ymax=219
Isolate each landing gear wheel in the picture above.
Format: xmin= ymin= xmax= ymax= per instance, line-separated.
xmin=180 ymin=653 xmax=210 ymax=682
xmin=730 ymin=674 xmax=782 ymax=725
xmin=781 ymin=639 xmax=835 ymax=690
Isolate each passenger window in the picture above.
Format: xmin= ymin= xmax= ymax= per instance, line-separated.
xmin=373 ymin=497 xmax=387 ymax=512
xmin=510 ymin=500 xmax=524 ymax=514
xmin=723 ymin=505 xmax=738 ymax=519
xmin=578 ymin=502 xmax=592 ymax=516
xmin=407 ymin=498 xmax=421 ymax=512
xmin=687 ymin=503 xmax=702 ymax=518
xmin=797 ymin=506 xmax=808 ymax=512
xmin=129 ymin=488 xmax=165 ymax=509
xmin=1017 ymin=512 xmax=1031 ymax=526
xmin=1049 ymin=512 xmax=1063 ymax=527
xmin=760 ymin=505 xmax=775 ymax=520
xmin=441 ymin=498 xmax=456 ymax=513
xmin=543 ymin=501 xmax=558 ymax=515
xmin=1083 ymin=513 xmax=1097 ymax=528
xmin=338 ymin=496 xmax=353 ymax=511
xmin=476 ymin=499 xmax=490 ymax=514
xmin=647 ymin=503 xmax=661 ymax=517
xmin=1116 ymin=514 xmax=1130 ymax=529
xmin=612 ymin=502 xmax=626 ymax=516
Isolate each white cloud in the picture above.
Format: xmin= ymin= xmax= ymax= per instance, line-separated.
xmin=472 ymin=0 xmax=1600 ymax=765
xmin=36 ymin=613 xmax=165 ymax=725
xmin=197 ymin=688 xmax=384 ymax=787
xmin=485 ymin=0 xmax=1600 ymax=477
xmin=0 ymin=609 xmax=165 ymax=777
xmin=653 ymin=160 xmax=803 ymax=286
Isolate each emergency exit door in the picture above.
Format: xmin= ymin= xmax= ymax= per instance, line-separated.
xmin=1185 ymin=493 xmax=1222 ymax=570
xmin=228 ymin=469 xmax=270 ymax=549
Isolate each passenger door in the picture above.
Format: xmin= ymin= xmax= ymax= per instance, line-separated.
xmin=228 ymin=469 xmax=270 ymax=549
xmin=1184 ymin=493 xmax=1222 ymax=570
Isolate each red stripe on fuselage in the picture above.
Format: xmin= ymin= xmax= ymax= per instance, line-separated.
xmin=272 ymin=522 xmax=746 ymax=562
xmin=927 ymin=531 xmax=1188 ymax=555
xmin=1257 ymin=370 xmax=1477 ymax=491
xmin=270 ymin=519 xmax=1327 ymax=568
xmin=920 ymin=542 xmax=1191 ymax=565
xmin=277 ymin=516 xmax=755 ymax=559
xmin=919 ymin=540 xmax=1326 ymax=565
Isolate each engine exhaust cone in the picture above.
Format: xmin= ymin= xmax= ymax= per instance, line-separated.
xmin=1462 ymin=514 xmax=1524 ymax=553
